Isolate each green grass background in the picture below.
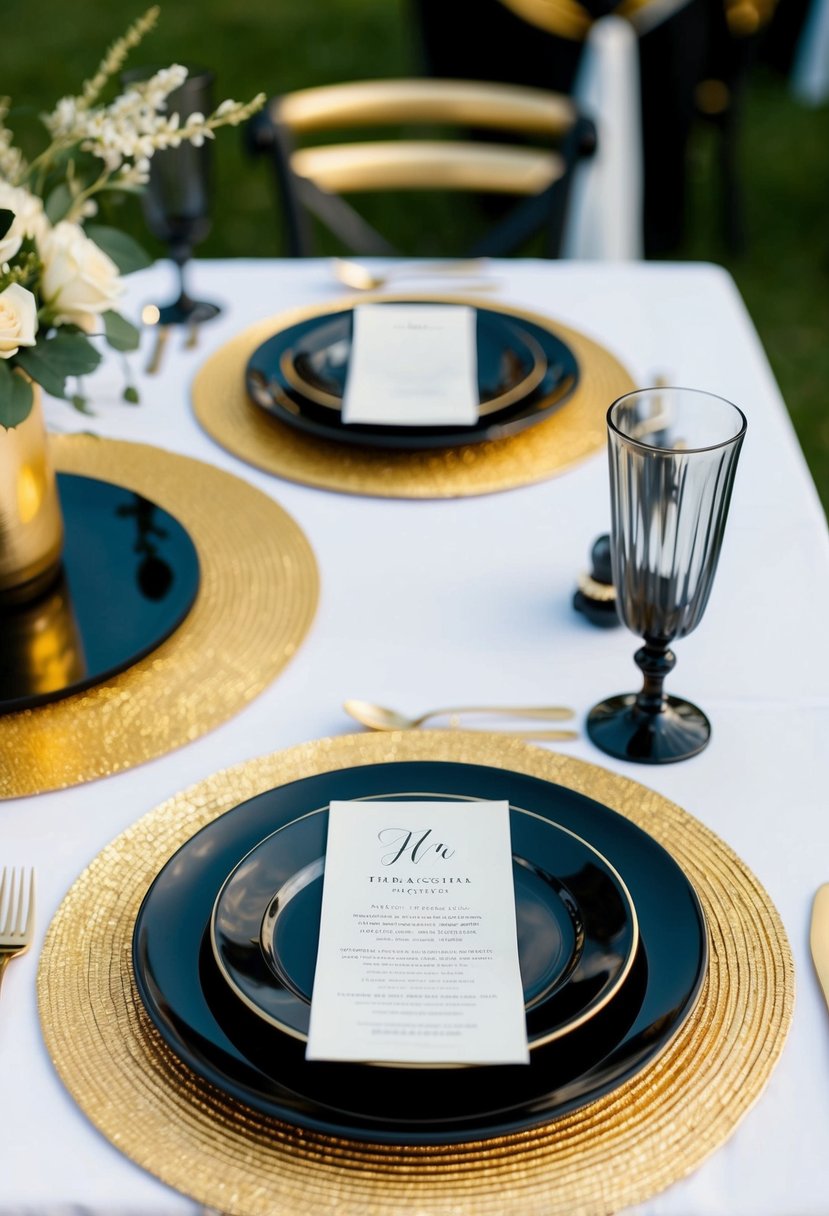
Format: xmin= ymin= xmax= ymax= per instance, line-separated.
xmin=4 ymin=0 xmax=827 ymax=511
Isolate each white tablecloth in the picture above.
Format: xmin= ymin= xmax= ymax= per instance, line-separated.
xmin=3 ymin=259 xmax=828 ymax=1216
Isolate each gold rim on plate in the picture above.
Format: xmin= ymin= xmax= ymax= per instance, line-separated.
xmin=38 ymin=732 xmax=793 ymax=1216
xmin=0 ymin=435 xmax=319 ymax=798
xmin=192 ymin=292 xmax=636 ymax=498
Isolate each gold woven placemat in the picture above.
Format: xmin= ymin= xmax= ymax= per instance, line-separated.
xmin=38 ymin=732 xmax=793 ymax=1216
xmin=0 ymin=435 xmax=318 ymax=798
xmin=192 ymin=293 xmax=635 ymax=498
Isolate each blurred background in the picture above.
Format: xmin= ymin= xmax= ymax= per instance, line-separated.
xmin=4 ymin=0 xmax=827 ymax=511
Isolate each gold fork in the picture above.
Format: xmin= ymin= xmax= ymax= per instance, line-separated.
xmin=0 ymin=868 xmax=35 ymax=998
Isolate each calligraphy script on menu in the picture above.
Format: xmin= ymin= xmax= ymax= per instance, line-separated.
xmin=305 ymin=801 xmax=529 ymax=1065
xmin=371 ymin=825 xmax=471 ymax=891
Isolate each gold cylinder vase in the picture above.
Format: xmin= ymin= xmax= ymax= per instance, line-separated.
xmin=0 ymin=380 xmax=64 ymax=605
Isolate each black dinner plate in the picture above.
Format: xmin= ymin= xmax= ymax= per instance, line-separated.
xmin=244 ymin=304 xmax=579 ymax=450
xmin=133 ymin=762 xmax=707 ymax=1145
xmin=0 ymin=474 xmax=200 ymax=713
xmin=210 ymin=804 xmax=638 ymax=1050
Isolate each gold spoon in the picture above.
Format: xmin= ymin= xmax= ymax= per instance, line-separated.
xmin=331 ymin=257 xmax=498 ymax=292
xmin=344 ymin=699 xmax=577 ymax=740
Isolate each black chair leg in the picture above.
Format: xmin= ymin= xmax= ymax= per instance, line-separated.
xmin=245 ymin=107 xmax=313 ymax=257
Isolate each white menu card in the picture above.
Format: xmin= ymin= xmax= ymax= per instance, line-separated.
xmin=305 ymin=800 xmax=529 ymax=1066
xmin=341 ymin=304 xmax=479 ymax=426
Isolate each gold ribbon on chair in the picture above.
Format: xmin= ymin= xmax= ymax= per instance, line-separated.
xmin=497 ymin=0 xmax=775 ymax=38
xmin=495 ymin=0 xmax=671 ymax=39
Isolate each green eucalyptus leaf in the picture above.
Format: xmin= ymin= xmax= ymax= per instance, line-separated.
xmin=14 ymin=351 xmax=66 ymax=398
xmin=0 ymin=209 xmax=15 ymax=241
xmin=0 ymin=362 xmax=34 ymax=428
xmin=49 ymin=322 xmax=85 ymax=336
xmin=103 ymin=309 xmax=140 ymax=352
xmin=45 ymin=184 xmax=73 ymax=224
xmin=16 ymin=330 xmax=102 ymax=399
xmin=71 ymin=393 xmax=93 ymax=415
xmin=123 ymin=385 xmax=140 ymax=405
xmin=86 ymin=225 xmax=152 ymax=275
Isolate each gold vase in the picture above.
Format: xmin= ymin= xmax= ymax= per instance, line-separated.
xmin=0 ymin=380 xmax=64 ymax=605
xmin=0 ymin=573 xmax=87 ymax=702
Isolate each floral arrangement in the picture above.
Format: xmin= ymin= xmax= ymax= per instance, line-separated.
xmin=0 ymin=5 xmax=264 ymax=427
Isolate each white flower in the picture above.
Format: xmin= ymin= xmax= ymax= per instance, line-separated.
xmin=44 ymin=95 xmax=80 ymax=139
xmin=40 ymin=221 xmax=123 ymax=332
xmin=138 ymin=64 xmax=188 ymax=110
xmin=118 ymin=161 xmax=150 ymax=187
xmin=0 ymin=222 xmax=22 ymax=265
xmin=0 ymin=182 xmax=51 ymax=252
xmin=0 ymin=138 xmax=25 ymax=184
xmin=0 ymin=283 xmax=38 ymax=359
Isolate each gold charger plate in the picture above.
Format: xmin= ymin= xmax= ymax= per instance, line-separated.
xmin=192 ymin=293 xmax=636 ymax=498
xmin=0 ymin=435 xmax=319 ymax=798
xmin=38 ymin=732 xmax=793 ymax=1216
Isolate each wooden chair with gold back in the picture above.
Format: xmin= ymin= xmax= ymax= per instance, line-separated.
xmin=246 ymin=78 xmax=597 ymax=258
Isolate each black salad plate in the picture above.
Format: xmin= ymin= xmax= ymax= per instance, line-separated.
xmin=244 ymin=305 xmax=579 ymax=450
xmin=133 ymin=762 xmax=707 ymax=1145
xmin=210 ymin=804 xmax=638 ymax=1049
xmin=285 ymin=310 xmax=547 ymax=416
xmin=0 ymin=474 xmax=200 ymax=714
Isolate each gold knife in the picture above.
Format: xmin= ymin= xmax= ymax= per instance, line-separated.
xmin=144 ymin=325 xmax=170 ymax=375
xmin=810 ymin=884 xmax=829 ymax=1011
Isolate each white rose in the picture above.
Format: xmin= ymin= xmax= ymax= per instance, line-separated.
xmin=40 ymin=221 xmax=123 ymax=332
xmin=0 ymin=283 xmax=38 ymax=359
xmin=0 ymin=182 xmax=51 ymax=255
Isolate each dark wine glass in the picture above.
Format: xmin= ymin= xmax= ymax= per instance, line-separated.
xmin=586 ymin=387 xmax=747 ymax=764
xmin=126 ymin=68 xmax=221 ymax=326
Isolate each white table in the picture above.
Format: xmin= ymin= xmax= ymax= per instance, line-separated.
xmin=4 ymin=259 xmax=828 ymax=1216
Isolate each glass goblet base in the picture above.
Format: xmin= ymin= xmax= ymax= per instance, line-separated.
xmin=586 ymin=693 xmax=711 ymax=764
xmin=156 ymin=297 xmax=221 ymax=326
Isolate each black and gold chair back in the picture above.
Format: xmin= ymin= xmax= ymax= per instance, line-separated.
xmin=246 ymin=78 xmax=597 ymax=257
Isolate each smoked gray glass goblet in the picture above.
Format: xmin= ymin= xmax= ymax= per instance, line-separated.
xmin=123 ymin=67 xmax=221 ymax=326
xmin=587 ymin=387 xmax=747 ymax=764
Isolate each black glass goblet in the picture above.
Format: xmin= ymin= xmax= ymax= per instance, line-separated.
xmin=587 ymin=387 xmax=747 ymax=764
xmin=128 ymin=68 xmax=221 ymax=326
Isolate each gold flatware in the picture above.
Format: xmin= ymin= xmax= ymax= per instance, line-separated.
xmin=331 ymin=257 xmax=496 ymax=292
xmin=184 ymin=319 xmax=200 ymax=350
xmin=144 ymin=324 xmax=170 ymax=375
xmin=344 ymin=698 xmax=576 ymax=738
xmin=810 ymin=884 xmax=829 ymax=1012
xmin=0 ymin=867 xmax=35 ymax=999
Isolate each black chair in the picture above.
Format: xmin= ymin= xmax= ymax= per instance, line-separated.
xmin=246 ymin=78 xmax=596 ymax=258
